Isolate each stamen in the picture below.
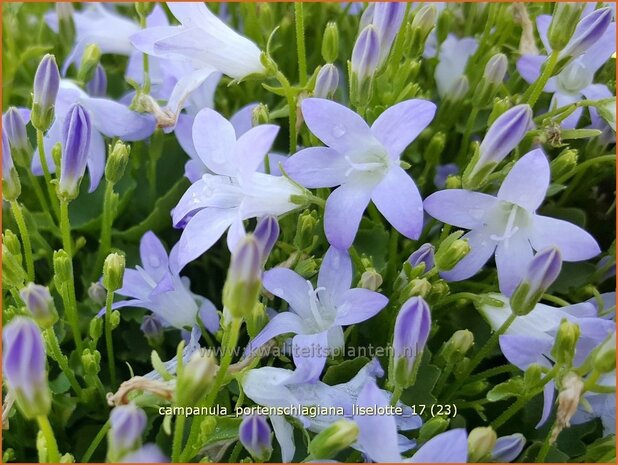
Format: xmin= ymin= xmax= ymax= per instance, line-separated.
xmin=490 ymin=205 xmax=520 ymax=241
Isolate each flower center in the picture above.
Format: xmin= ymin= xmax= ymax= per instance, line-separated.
xmin=343 ymin=144 xmax=390 ymax=180
xmin=489 ymin=203 xmax=529 ymax=242
xmin=305 ymin=281 xmax=336 ymax=331
xmin=556 ymin=61 xmax=593 ymax=95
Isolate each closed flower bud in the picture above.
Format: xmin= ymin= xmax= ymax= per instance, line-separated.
xmin=223 ymin=235 xmax=262 ymax=319
xmin=351 ymin=25 xmax=380 ymax=88
xmin=239 ymin=415 xmax=273 ymax=462
xmin=3 ymin=317 xmax=51 ymax=419
xmin=488 ymin=97 xmax=512 ymax=126
xmin=410 ymin=5 xmax=438 ymax=56
xmin=86 ymin=64 xmax=107 ymax=97
xmin=32 ymin=54 xmax=60 ymax=132
xmin=58 ymin=104 xmax=92 ymax=200
xmin=424 ymin=131 xmax=446 ymax=165
xmin=175 ymin=351 xmax=217 ymax=407
xmin=523 ymin=363 xmax=544 ymax=389
xmin=392 ymin=296 xmax=431 ymax=388
xmin=78 ymin=44 xmax=101 ymax=84
xmin=372 ymin=2 xmax=406 ymax=66
xmin=447 ymin=329 xmax=475 ymax=357
xmin=81 ymin=348 xmax=101 ymax=376
xmin=140 ymin=315 xmax=164 ymax=346
xmin=56 ymin=2 xmax=74 ymax=22
xmin=551 ymin=149 xmax=578 ymax=180
xmin=20 ymin=283 xmax=58 ymax=329
xmin=88 ymin=281 xmax=107 ymax=306
xmin=418 ymin=416 xmax=449 ymax=443
xmin=293 ymin=210 xmax=318 ymax=249
xmin=254 ymin=215 xmax=279 ymax=264
xmin=561 ymin=7 xmax=613 ymax=58
xmin=2 ymin=128 xmax=21 ymax=201
xmin=314 ymin=64 xmax=339 ymax=99
xmin=547 ymin=3 xmax=584 ymax=52
xmin=89 ymin=316 xmax=103 ymax=341
xmin=483 ymin=53 xmax=508 ymax=84
xmin=53 ymin=249 xmax=73 ymax=288
xmin=358 ymin=268 xmax=383 ymax=291
xmin=464 ymin=104 xmax=533 ymax=188
xmin=408 ymin=243 xmax=435 ymax=273
xmin=3 ymin=243 xmax=27 ymax=288
xmin=321 ymin=22 xmax=339 ymax=63
xmin=552 ymin=319 xmax=580 ymax=366
xmin=308 ymin=419 xmax=359 ymax=459
xmin=593 ymin=333 xmax=616 ymax=373
xmin=103 ymin=253 xmax=125 ymax=292
xmin=468 ymin=426 xmax=497 ymax=462
xmin=435 ymin=231 xmax=471 ymax=272
xmin=108 ymin=404 xmax=147 ymax=460
xmin=105 ymin=140 xmax=130 ymax=184
xmin=135 ymin=2 xmax=154 ymax=19
xmin=510 ymin=247 xmax=562 ymax=315
xmin=252 ymin=103 xmax=270 ymax=126
xmin=3 ymin=107 xmax=31 ymax=166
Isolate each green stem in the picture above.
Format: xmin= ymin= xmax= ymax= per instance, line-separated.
xmin=172 ymin=414 xmax=187 ymax=462
xmin=536 ymin=421 xmax=556 ymax=462
xmin=275 ymin=71 xmax=298 ymax=154
xmin=390 ymin=386 xmax=403 ymax=406
xmin=10 ymin=201 xmax=34 ymax=282
xmin=385 ymin=228 xmax=399 ymax=288
xmin=26 ymin=169 xmax=52 ymax=217
xmin=44 ymin=328 xmax=83 ymax=396
xmin=491 ymin=396 xmax=529 ymax=429
xmin=80 ymin=420 xmax=110 ymax=462
xmin=468 ymin=364 xmax=519 ymax=383
xmin=434 ymin=360 xmax=455 ymax=397
xmin=541 ymin=293 xmax=571 ymax=307
xmin=525 ymin=50 xmax=559 ymax=107
xmin=36 ymin=415 xmax=61 ymax=463
xmin=36 ymin=129 xmax=60 ymax=219
xmin=294 ymin=2 xmax=307 ymax=86
xmin=60 ymin=200 xmax=72 ymax=257
xmin=555 ymin=154 xmax=616 ymax=185
xmin=104 ymin=288 xmax=117 ymax=387
xmin=94 ymin=181 xmax=116 ymax=279
xmin=458 ymin=106 xmax=480 ymax=161
xmin=228 ymin=441 xmax=243 ymax=462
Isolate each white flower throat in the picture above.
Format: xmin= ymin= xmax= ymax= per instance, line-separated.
xmin=488 ymin=202 xmax=530 ymax=242
xmin=305 ymin=281 xmax=336 ymax=331
xmin=344 ymin=145 xmax=390 ymax=179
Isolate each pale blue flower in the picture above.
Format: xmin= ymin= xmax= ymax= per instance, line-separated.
xmin=435 ymin=35 xmax=478 ymax=98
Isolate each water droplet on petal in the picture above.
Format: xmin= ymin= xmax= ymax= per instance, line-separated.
xmin=149 ymin=255 xmax=161 ymax=268
xmin=469 ymin=208 xmax=484 ymax=220
xmin=332 ymin=124 xmax=346 ymax=138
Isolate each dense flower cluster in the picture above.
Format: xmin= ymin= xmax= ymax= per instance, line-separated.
xmin=2 ymin=2 xmax=616 ymax=464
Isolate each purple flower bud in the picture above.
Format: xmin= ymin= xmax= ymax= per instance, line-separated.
xmin=239 ymin=415 xmax=273 ymax=461
xmin=562 ymin=7 xmax=613 ymax=58
xmin=351 ymin=25 xmax=381 ymax=83
xmin=510 ymin=247 xmax=562 ymax=315
xmin=140 ymin=314 xmax=164 ymax=345
xmin=359 ymin=3 xmax=376 ymax=30
xmin=86 ymin=64 xmax=107 ymax=97
xmin=3 ymin=107 xmax=30 ymax=156
xmin=58 ymin=104 xmax=91 ymax=200
xmin=408 ymin=243 xmax=435 ymax=272
xmin=223 ymin=235 xmax=262 ymax=319
xmin=392 ymin=296 xmax=431 ymax=388
xmin=20 ymin=283 xmax=57 ymax=328
xmin=32 ymin=54 xmax=60 ymax=131
xmin=474 ymin=104 xmax=533 ymax=174
xmin=120 ymin=444 xmax=169 ymax=463
xmin=2 ymin=127 xmax=21 ymax=201
xmin=2 ymin=317 xmax=50 ymax=418
xmin=483 ymin=53 xmax=508 ymax=84
xmin=109 ymin=404 xmax=147 ymax=457
xmin=447 ymin=75 xmax=469 ymax=101
xmin=372 ymin=2 xmax=406 ymax=65
xmin=314 ymin=64 xmax=340 ymax=99
xmin=254 ymin=215 xmax=280 ymax=263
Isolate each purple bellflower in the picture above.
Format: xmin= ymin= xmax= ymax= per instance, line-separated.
xmin=408 ymin=243 xmax=435 ymax=271
xmin=285 ymin=98 xmax=436 ymax=249
xmin=480 ymin=294 xmax=614 ymax=428
xmin=58 ymin=103 xmax=91 ymax=199
xmin=106 ymin=231 xmax=219 ymax=331
xmin=424 ymin=149 xmax=601 ymax=295
xmin=510 ymin=247 xmax=562 ymax=314
xmin=109 ymin=404 xmax=147 ymax=456
xmin=314 ymin=64 xmax=340 ymax=99
xmin=517 ymin=9 xmax=615 ymax=129
xmin=32 ymin=80 xmax=155 ymax=192
xmin=371 ymin=2 xmax=407 ymax=66
xmin=435 ymin=35 xmax=478 ymax=98
xmin=3 ymin=107 xmax=31 ymax=161
xmin=245 ymin=247 xmax=388 ymax=383
xmin=491 ymin=434 xmax=526 ymax=462
xmin=239 ymin=415 xmax=273 ymax=461
xmin=120 ymin=444 xmax=169 ymax=463
xmin=171 ymin=108 xmax=303 ymax=271
xmin=392 ymin=297 xmax=431 ymax=387
xmin=241 ymin=359 xmax=421 ymax=462
xmin=32 ymin=54 xmax=60 ymax=131
xmin=351 ymin=25 xmax=381 ymax=89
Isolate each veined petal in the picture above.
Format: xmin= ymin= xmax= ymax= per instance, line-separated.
xmin=498 ymin=334 xmax=552 ymax=370
xmin=235 ymin=124 xmax=280 ymax=182
xmin=172 ymin=175 xmax=240 ymax=226
xmin=335 ymin=288 xmax=388 ymax=325
xmin=245 ymin=312 xmax=304 ymax=356
xmin=270 ymin=415 xmax=296 ymax=463
xmin=580 ymin=22 xmax=616 ymax=73
xmin=497 ymin=149 xmax=550 ymax=212
xmin=537 ymin=381 xmax=556 ymax=428
xmin=117 ymin=269 xmax=152 ymax=300
xmin=424 ymin=190 xmax=499 ymax=230
xmin=284 ymin=147 xmax=349 ymax=188
xmin=288 ymin=332 xmax=329 ymax=384
xmin=167 ymin=1 xmax=219 ymax=26
xmin=165 ymin=67 xmax=219 ymax=124
xmin=441 ymin=230 xmax=496 ymax=281
xmin=263 ymin=268 xmax=312 ymax=319
xmin=81 ymin=97 xmax=155 ymax=141
xmin=530 ymin=215 xmax=601 ymax=261
xmin=86 ymin=129 xmax=105 ymax=193
xmin=301 ymin=98 xmax=373 ymax=153
xmin=536 ymin=15 xmax=552 ymax=53
xmin=517 ymin=54 xmax=545 ymax=85
xmin=230 ymin=103 xmax=258 ymax=137
xmin=317 ymin=246 xmax=353 ymax=303
xmin=130 ymin=26 xmax=188 ymax=59
xmin=324 ymin=183 xmax=372 ymax=249
xmin=492 ymin=434 xmax=526 ymax=462
xmin=372 ymin=166 xmax=424 ymax=240
xmin=192 ymin=108 xmax=237 ymax=176
xmin=370 ymin=100 xmax=436 ymax=160
xmin=495 ymin=232 xmax=534 ymax=296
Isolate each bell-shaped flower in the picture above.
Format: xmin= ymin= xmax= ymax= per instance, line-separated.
xmin=424 ymin=149 xmax=600 ymax=295
xmin=171 ymin=108 xmax=303 ymax=270
xmin=285 ymin=98 xmax=435 ymax=249
xmin=517 ymin=9 xmax=615 ymax=129
xmin=434 ymin=34 xmax=478 ymax=98
xmin=31 ymin=80 xmax=155 ymax=192
xmin=104 ymin=231 xmax=219 ymax=331
xmin=241 ymin=359 xmax=420 ymax=462
xmin=479 ymin=293 xmax=614 ymax=428
xmin=130 ymin=2 xmax=264 ymax=81
xmin=245 ymin=247 xmax=387 ymax=383
xmin=58 ymin=103 xmax=91 ymax=199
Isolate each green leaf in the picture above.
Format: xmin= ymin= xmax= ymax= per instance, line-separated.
xmin=202 ymin=417 xmax=242 ymax=448
xmin=49 ymin=373 xmax=71 ymax=394
xmin=486 ymin=377 xmax=525 ymax=402
xmin=323 ymin=357 xmax=370 ymax=385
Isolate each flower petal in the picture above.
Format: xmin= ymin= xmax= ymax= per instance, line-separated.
xmin=324 ymin=183 xmax=372 ymax=249
xmin=497 ymin=149 xmax=550 ymax=212
xmin=551 ymin=92 xmax=583 ymax=130
xmin=441 ymin=230 xmax=496 ymax=281
xmin=335 ymin=288 xmax=388 ymax=325
xmin=516 ymin=54 xmax=545 ymax=84
xmin=498 ymin=334 xmax=552 ymax=370
xmin=372 ymin=166 xmax=424 ymax=240
xmin=270 ymin=415 xmax=296 ymax=463
xmin=80 ymin=97 xmax=155 ymax=141
xmin=537 ymin=381 xmax=556 ymax=428
xmin=245 ymin=312 xmax=304 ymax=356
xmin=580 ymin=22 xmax=616 ymax=73
xmin=370 ymin=99 xmax=436 ymax=160
xmin=230 ymin=103 xmax=258 ymax=137
xmin=284 ymin=147 xmax=349 ymax=188
xmin=423 ymin=190 xmax=499 ymax=230
xmin=192 ymin=108 xmax=237 ymax=176
xmin=536 ymin=15 xmax=552 ymax=52
xmin=317 ymin=246 xmax=353 ymax=303
xmin=139 ymin=231 xmax=169 ymax=281
xmin=86 ymin=128 xmax=106 ymax=193
xmin=495 ymin=232 xmax=534 ymax=296
xmin=235 ymin=124 xmax=279 ymax=182
xmin=410 ymin=429 xmax=468 ymax=463
xmin=492 ymin=434 xmax=526 ymax=462
xmin=165 ymin=67 xmax=218 ymax=123
xmin=529 ymin=215 xmax=601 ymax=261
xmin=301 ymin=98 xmax=373 ymax=153
xmin=263 ymin=268 xmax=312 ymax=319
xmin=287 ymin=332 xmax=329 ymax=383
